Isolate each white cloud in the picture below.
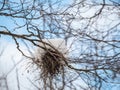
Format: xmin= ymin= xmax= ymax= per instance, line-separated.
xmin=0 ymin=38 xmax=34 ymax=90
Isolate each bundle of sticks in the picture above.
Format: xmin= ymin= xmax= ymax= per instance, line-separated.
xmin=40 ymin=48 xmax=65 ymax=78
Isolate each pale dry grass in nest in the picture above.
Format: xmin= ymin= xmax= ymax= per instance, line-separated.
xmin=38 ymin=48 xmax=66 ymax=78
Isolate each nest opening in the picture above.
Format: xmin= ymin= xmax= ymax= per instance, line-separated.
xmin=40 ymin=48 xmax=65 ymax=78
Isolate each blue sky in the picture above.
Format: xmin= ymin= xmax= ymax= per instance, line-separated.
xmin=0 ymin=0 xmax=120 ymax=90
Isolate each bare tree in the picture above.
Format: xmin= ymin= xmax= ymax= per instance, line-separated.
xmin=0 ymin=0 xmax=120 ymax=90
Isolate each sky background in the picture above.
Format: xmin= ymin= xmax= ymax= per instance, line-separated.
xmin=0 ymin=0 xmax=120 ymax=90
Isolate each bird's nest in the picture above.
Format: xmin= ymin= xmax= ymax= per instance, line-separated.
xmin=36 ymin=48 xmax=66 ymax=78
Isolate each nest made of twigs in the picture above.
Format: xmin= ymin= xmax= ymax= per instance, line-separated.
xmin=39 ymin=48 xmax=65 ymax=78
